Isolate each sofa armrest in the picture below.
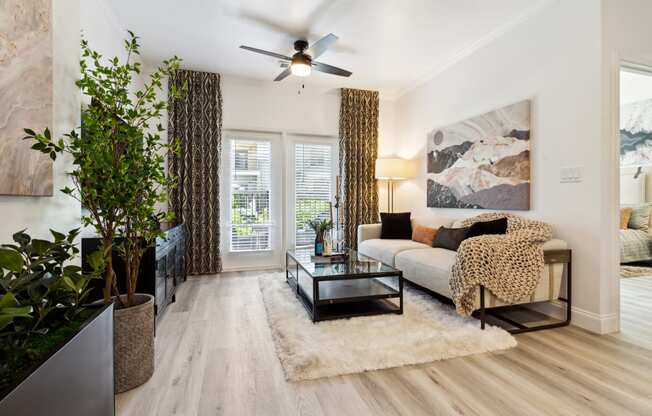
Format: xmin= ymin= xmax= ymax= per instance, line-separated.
xmin=358 ymin=224 xmax=382 ymax=247
xmin=542 ymin=238 xmax=568 ymax=251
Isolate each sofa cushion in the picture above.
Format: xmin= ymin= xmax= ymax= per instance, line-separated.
xmin=433 ymin=226 xmax=471 ymax=251
xmin=412 ymin=225 xmax=438 ymax=245
xmin=380 ymin=212 xmax=412 ymax=239
xmin=468 ymin=217 xmax=508 ymax=238
xmin=358 ymin=239 xmax=430 ymax=266
xmin=395 ymin=248 xmax=457 ymax=296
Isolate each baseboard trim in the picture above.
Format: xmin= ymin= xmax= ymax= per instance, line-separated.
xmin=530 ymin=301 xmax=618 ymax=334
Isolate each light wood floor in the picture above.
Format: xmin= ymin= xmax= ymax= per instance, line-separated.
xmin=614 ymin=276 xmax=652 ymax=350
xmin=116 ymin=271 xmax=652 ymax=416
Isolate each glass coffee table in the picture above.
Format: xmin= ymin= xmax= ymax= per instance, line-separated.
xmin=285 ymin=248 xmax=403 ymax=322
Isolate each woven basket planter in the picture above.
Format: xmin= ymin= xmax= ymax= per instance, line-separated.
xmin=113 ymin=294 xmax=154 ymax=393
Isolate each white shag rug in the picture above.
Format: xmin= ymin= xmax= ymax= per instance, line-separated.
xmin=259 ymin=272 xmax=516 ymax=382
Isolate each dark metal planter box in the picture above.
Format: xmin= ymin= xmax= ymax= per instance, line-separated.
xmin=0 ymin=304 xmax=115 ymax=416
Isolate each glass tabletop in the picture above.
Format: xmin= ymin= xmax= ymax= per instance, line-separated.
xmin=286 ymin=248 xmax=399 ymax=278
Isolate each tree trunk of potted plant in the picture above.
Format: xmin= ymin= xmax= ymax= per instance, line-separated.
xmin=25 ymin=31 xmax=184 ymax=393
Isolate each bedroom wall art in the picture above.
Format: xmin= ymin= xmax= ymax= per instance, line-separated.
xmin=426 ymin=99 xmax=531 ymax=210
xmin=620 ymin=98 xmax=652 ymax=167
xmin=0 ymin=0 xmax=53 ymax=196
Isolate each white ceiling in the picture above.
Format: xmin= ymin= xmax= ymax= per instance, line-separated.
xmin=108 ymin=0 xmax=549 ymax=99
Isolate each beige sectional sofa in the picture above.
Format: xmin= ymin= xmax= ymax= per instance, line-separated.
xmin=357 ymin=215 xmax=568 ymax=313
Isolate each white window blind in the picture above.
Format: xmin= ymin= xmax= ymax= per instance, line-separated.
xmin=230 ymin=138 xmax=272 ymax=252
xmin=294 ymin=143 xmax=333 ymax=247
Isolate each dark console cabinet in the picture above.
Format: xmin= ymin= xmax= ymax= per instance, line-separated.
xmin=82 ymin=224 xmax=186 ymax=321
xmin=155 ymin=224 xmax=186 ymax=317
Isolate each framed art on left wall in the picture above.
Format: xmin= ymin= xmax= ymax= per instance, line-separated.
xmin=0 ymin=0 xmax=53 ymax=196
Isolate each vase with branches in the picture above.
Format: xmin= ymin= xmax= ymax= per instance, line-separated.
xmin=308 ymin=218 xmax=333 ymax=256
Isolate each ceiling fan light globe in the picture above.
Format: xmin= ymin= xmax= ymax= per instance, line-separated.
xmin=290 ymin=62 xmax=311 ymax=77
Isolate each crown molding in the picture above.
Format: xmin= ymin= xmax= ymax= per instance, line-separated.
xmin=391 ymin=0 xmax=553 ymax=101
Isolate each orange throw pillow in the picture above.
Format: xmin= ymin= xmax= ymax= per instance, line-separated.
xmin=620 ymin=207 xmax=633 ymax=229
xmin=412 ymin=225 xmax=438 ymax=246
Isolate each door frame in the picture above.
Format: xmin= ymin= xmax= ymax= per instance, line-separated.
xmin=220 ymin=129 xmax=337 ymax=271
xmin=220 ymin=129 xmax=284 ymax=271
xmin=284 ymin=134 xmax=339 ymax=251
xmin=610 ymin=61 xmax=652 ymax=332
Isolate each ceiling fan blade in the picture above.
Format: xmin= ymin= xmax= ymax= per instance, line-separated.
xmin=306 ymin=33 xmax=338 ymax=59
xmin=312 ymin=61 xmax=352 ymax=77
xmin=274 ymin=68 xmax=292 ymax=82
xmin=240 ymin=45 xmax=292 ymax=61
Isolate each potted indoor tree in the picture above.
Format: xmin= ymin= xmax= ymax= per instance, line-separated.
xmin=24 ymin=31 xmax=183 ymax=392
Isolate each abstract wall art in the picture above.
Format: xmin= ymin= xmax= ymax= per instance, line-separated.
xmin=426 ymin=100 xmax=531 ymax=210
xmin=620 ymin=98 xmax=652 ymax=167
xmin=0 ymin=0 xmax=53 ymax=196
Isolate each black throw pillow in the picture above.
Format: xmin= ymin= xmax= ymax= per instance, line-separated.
xmin=380 ymin=212 xmax=412 ymax=239
xmin=467 ymin=217 xmax=508 ymax=238
xmin=432 ymin=226 xmax=471 ymax=251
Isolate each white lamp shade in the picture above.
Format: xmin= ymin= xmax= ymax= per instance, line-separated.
xmin=375 ymin=158 xmax=416 ymax=180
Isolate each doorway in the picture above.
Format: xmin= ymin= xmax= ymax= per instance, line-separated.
xmin=220 ymin=130 xmax=337 ymax=271
xmin=616 ymin=64 xmax=652 ymax=347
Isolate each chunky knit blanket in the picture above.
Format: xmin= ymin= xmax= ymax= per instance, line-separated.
xmin=450 ymin=213 xmax=553 ymax=316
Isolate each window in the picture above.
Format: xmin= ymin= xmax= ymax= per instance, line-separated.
xmin=229 ymin=138 xmax=272 ymax=252
xmin=294 ymin=142 xmax=334 ymax=247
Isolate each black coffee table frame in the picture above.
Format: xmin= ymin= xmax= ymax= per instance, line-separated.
xmin=285 ymin=250 xmax=403 ymax=322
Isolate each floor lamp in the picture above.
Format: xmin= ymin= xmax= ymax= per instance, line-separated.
xmin=375 ymin=158 xmax=415 ymax=213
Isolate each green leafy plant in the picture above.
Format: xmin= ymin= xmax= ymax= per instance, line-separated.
xmin=24 ymin=31 xmax=183 ymax=307
xmin=307 ymin=218 xmax=334 ymax=237
xmin=0 ymin=229 xmax=100 ymax=345
xmin=0 ymin=229 xmax=102 ymax=392
xmin=296 ymin=200 xmax=330 ymax=231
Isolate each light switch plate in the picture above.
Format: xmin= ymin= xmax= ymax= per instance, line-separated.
xmin=560 ymin=167 xmax=583 ymax=183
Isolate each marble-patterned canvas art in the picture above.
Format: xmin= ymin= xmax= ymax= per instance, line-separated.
xmin=620 ymin=98 xmax=652 ymax=166
xmin=0 ymin=0 xmax=53 ymax=196
xmin=427 ymin=100 xmax=531 ymax=210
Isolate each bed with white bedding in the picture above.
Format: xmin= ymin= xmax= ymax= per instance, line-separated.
xmin=620 ymin=228 xmax=652 ymax=263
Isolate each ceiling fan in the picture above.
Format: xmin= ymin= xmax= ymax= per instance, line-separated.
xmin=239 ymin=33 xmax=352 ymax=81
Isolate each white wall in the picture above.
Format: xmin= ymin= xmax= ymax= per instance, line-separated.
xmin=222 ymin=75 xmax=340 ymax=136
xmin=0 ymin=0 xmax=81 ymax=243
xmin=392 ymin=0 xmax=608 ymax=332
xmin=80 ymin=0 xmax=126 ymax=64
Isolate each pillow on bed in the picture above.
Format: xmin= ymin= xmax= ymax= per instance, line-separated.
xmin=628 ymin=204 xmax=652 ymax=232
xmin=620 ymin=207 xmax=633 ymax=230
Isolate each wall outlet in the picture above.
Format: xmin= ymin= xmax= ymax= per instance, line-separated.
xmin=560 ymin=167 xmax=583 ymax=183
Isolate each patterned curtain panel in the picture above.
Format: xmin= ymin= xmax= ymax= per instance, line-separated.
xmin=339 ymin=88 xmax=380 ymax=249
xmin=168 ymin=70 xmax=223 ymax=274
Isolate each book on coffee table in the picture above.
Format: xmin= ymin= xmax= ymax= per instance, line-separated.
xmin=310 ymin=253 xmax=348 ymax=263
